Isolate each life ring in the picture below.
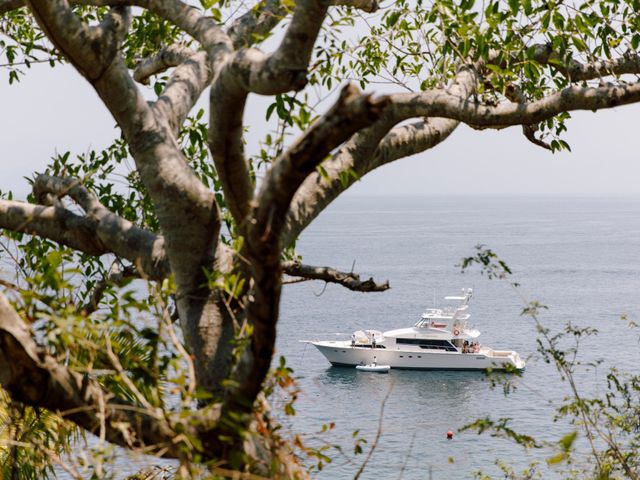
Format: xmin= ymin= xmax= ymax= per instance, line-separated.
xmin=453 ymin=329 xmax=460 ymax=336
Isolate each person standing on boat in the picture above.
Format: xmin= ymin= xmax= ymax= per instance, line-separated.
xmin=372 ymin=334 xmax=376 ymax=349
xmin=351 ymin=334 xmax=356 ymax=347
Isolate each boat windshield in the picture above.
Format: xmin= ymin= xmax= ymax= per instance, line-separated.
xmin=415 ymin=317 xmax=449 ymax=328
xmin=415 ymin=318 xmax=427 ymax=327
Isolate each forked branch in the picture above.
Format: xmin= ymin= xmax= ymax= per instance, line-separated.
xmin=28 ymin=2 xmax=130 ymax=81
xmin=209 ymin=0 xmax=335 ymax=225
xmin=284 ymin=66 xmax=479 ymax=246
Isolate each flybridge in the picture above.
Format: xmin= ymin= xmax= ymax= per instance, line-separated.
xmin=418 ymin=288 xmax=473 ymax=327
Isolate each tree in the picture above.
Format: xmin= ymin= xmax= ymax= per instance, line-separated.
xmin=1 ymin=0 xmax=640 ymax=477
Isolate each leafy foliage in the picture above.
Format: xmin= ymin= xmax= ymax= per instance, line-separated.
xmin=0 ymin=8 xmax=61 ymax=83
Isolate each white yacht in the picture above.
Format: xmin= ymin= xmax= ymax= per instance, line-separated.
xmin=305 ymin=289 xmax=525 ymax=371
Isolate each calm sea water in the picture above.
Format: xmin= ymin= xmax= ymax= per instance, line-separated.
xmin=276 ymin=195 xmax=640 ymax=479
xmin=60 ymin=196 xmax=640 ymax=478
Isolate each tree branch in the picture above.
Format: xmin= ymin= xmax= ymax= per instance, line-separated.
xmin=376 ymin=117 xmax=459 ymax=164
xmin=208 ymin=54 xmax=253 ymax=225
xmin=391 ymin=80 xmax=640 ymax=127
xmin=0 ymin=0 xmax=25 ymax=14
xmin=26 ymin=1 xmax=155 ymax=159
xmin=334 ymin=0 xmax=379 ymax=12
xmin=210 ymin=0 xmax=332 ymax=226
xmin=26 ymin=4 xmax=227 ymax=402
xmin=209 ymin=0 xmax=340 ymax=225
xmin=25 ymin=1 xmax=231 ymax=134
xmin=220 ymin=0 xmax=330 ymax=97
xmin=528 ymin=44 xmax=640 ymax=82
xmin=228 ymin=0 xmax=380 ymax=49
xmin=264 ymin=0 xmax=328 ymax=92
xmin=282 ymin=261 xmax=389 ymax=292
xmin=227 ymin=0 xmax=287 ymax=49
xmin=211 ymin=0 xmax=382 ymax=226
xmin=28 ymin=2 xmax=130 ymax=82
xmin=153 ymin=50 xmax=213 ymax=133
xmin=0 ymin=291 xmax=243 ymax=462
xmin=0 ymin=199 xmax=106 ymax=256
xmin=259 ymin=85 xmax=390 ymax=227
xmin=283 ymin=66 xmax=479 ymax=245
xmin=283 ymin=51 xmax=640 ymax=246
xmin=81 ymin=262 xmax=138 ymax=315
xmin=133 ymin=43 xmax=195 ymax=85
xmin=33 ymin=174 xmax=105 ymax=213
xmin=500 ymin=83 xmax=552 ymax=150
xmin=0 ymin=190 xmax=170 ymax=282
xmin=28 ymin=2 xmax=220 ymax=290
xmin=227 ymin=84 xmax=389 ymax=417
xmin=126 ymin=0 xmax=230 ymax=55
xmin=10 ymin=1 xmax=231 ymax=54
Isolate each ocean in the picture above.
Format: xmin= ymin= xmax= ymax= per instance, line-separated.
xmin=276 ymin=195 xmax=640 ymax=479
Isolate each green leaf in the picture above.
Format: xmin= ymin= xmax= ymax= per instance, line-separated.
xmin=547 ymin=452 xmax=568 ymax=465
xmin=552 ymin=11 xmax=565 ymax=30
xmin=559 ymin=431 xmax=577 ymax=451
xmin=572 ymin=36 xmax=588 ymax=52
xmin=386 ymin=11 xmax=401 ymax=27
xmin=266 ymin=102 xmax=277 ymax=121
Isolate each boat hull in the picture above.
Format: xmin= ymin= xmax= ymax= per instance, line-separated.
xmin=309 ymin=341 xmax=525 ymax=371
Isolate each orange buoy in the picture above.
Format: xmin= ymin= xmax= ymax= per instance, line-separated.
xmin=447 ymin=431 xmax=454 ymax=439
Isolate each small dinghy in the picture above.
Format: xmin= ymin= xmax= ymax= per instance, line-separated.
xmin=355 ymin=363 xmax=390 ymax=373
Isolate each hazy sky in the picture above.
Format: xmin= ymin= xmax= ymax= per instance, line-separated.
xmin=2 ymin=62 xmax=640 ymax=199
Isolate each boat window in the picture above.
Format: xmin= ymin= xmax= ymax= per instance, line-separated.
xmin=396 ymin=338 xmax=458 ymax=352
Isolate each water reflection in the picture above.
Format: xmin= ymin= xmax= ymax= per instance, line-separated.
xmin=301 ymin=365 xmax=508 ymax=453
xmin=314 ymin=366 xmax=488 ymax=407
